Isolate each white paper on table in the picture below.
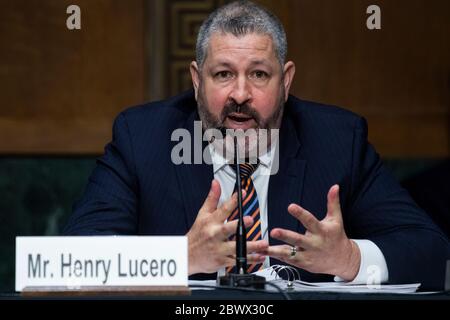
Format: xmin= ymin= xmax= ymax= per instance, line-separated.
xmin=189 ymin=267 xmax=425 ymax=294
xmin=252 ymin=267 xmax=422 ymax=294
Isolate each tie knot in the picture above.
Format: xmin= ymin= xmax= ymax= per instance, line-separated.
xmin=230 ymin=161 xmax=259 ymax=178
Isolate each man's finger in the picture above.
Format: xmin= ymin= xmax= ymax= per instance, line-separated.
xmin=326 ymin=184 xmax=342 ymax=219
xmin=200 ymin=180 xmax=221 ymax=214
xmin=222 ymin=239 xmax=268 ymax=257
xmin=263 ymin=244 xmax=292 ymax=258
xmin=264 ymin=245 xmax=306 ymax=266
xmin=221 ymin=215 xmax=254 ymax=238
xmin=222 ymin=256 xmax=237 ymax=268
xmin=223 ymin=254 xmax=266 ymax=265
xmin=270 ymin=228 xmax=312 ymax=250
xmin=247 ymin=253 xmax=267 ymax=265
xmin=222 ymin=240 xmax=236 ymax=256
xmin=247 ymin=239 xmax=269 ymax=253
xmin=288 ymin=204 xmax=321 ymax=233
xmin=215 ymin=190 xmax=246 ymax=222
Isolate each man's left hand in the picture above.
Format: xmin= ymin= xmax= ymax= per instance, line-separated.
xmin=266 ymin=185 xmax=361 ymax=281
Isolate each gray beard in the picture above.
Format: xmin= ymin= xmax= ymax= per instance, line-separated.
xmin=196 ymin=83 xmax=285 ymax=132
xmin=196 ymin=83 xmax=285 ymax=159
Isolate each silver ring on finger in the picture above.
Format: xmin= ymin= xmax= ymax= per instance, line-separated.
xmin=290 ymin=245 xmax=297 ymax=258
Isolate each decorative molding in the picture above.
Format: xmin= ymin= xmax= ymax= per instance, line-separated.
xmin=148 ymin=0 xmax=229 ymax=99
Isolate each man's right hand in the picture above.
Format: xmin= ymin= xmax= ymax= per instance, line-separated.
xmin=187 ymin=179 xmax=268 ymax=275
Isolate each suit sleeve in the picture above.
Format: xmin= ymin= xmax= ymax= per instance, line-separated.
xmin=63 ymin=113 xmax=138 ymax=235
xmin=347 ymin=117 xmax=450 ymax=290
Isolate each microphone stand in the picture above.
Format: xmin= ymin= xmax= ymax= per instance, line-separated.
xmin=218 ymin=134 xmax=266 ymax=289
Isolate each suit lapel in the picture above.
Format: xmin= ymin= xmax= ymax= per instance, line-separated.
xmin=268 ymin=113 xmax=307 ymax=246
xmin=174 ymin=111 xmax=214 ymax=230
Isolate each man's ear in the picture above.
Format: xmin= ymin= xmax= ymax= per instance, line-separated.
xmin=282 ymin=61 xmax=296 ymax=102
xmin=190 ymin=61 xmax=200 ymax=100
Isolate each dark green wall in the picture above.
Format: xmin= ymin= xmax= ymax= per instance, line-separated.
xmin=0 ymin=157 xmax=96 ymax=292
xmin=0 ymin=157 xmax=444 ymax=292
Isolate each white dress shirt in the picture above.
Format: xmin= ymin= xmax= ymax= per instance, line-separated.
xmin=209 ymin=140 xmax=389 ymax=284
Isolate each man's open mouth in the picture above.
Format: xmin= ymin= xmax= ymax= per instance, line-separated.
xmin=224 ymin=113 xmax=257 ymax=130
xmin=227 ymin=113 xmax=253 ymax=122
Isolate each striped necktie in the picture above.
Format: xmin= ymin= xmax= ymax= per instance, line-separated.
xmin=226 ymin=161 xmax=263 ymax=274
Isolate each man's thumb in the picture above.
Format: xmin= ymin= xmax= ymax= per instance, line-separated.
xmin=201 ymin=179 xmax=221 ymax=213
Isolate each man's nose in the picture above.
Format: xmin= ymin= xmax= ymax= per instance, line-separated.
xmin=229 ymin=76 xmax=252 ymax=106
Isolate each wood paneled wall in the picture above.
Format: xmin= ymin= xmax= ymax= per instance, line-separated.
xmin=0 ymin=0 xmax=448 ymax=156
xmin=0 ymin=0 xmax=146 ymax=153
xmin=265 ymin=0 xmax=450 ymax=157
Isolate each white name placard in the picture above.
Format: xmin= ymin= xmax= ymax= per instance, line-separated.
xmin=15 ymin=236 xmax=188 ymax=291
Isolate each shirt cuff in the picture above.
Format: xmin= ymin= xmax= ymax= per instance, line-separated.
xmin=334 ymin=239 xmax=389 ymax=285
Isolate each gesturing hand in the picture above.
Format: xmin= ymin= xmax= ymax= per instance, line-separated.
xmin=187 ymin=180 xmax=268 ymax=275
xmin=267 ymin=185 xmax=361 ymax=281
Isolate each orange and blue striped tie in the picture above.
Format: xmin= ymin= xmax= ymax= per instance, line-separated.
xmin=226 ymin=161 xmax=263 ymax=274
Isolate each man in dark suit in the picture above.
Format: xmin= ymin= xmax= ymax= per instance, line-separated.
xmin=64 ymin=1 xmax=449 ymax=290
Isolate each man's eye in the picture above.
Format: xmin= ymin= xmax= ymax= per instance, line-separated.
xmin=251 ymin=71 xmax=269 ymax=80
xmin=215 ymin=71 xmax=233 ymax=79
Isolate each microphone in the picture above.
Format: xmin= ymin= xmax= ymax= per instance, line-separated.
xmin=218 ymin=127 xmax=266 ymax=289
xmin=234 ymin=134 xmax=247 ymax=274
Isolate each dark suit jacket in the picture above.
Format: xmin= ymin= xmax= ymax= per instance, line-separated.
xmin=64 ymin=90 xmax=450 ymax=290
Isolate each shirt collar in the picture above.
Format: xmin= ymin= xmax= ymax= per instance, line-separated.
xmin=209 ymin=139 xmax=277 ymax=174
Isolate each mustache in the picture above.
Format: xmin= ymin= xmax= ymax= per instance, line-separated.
xmin=220 ymin=100 xmax=261 ymax=123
